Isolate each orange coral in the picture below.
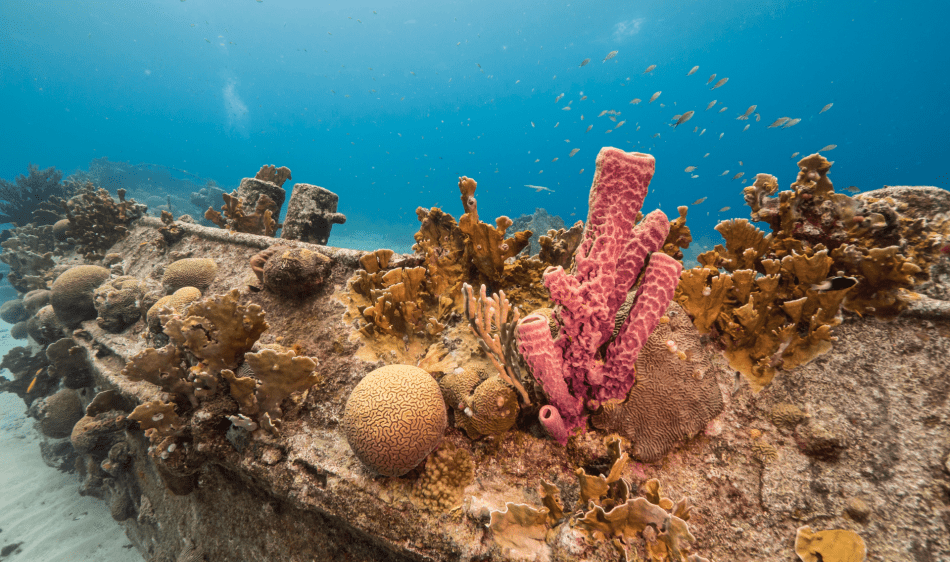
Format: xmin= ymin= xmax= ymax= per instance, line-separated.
xmin=457 ymin=176 xmax=531 ymax=281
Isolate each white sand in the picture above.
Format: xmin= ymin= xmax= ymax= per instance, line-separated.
xmin=0 ymin=322 xmax=142 ymax=562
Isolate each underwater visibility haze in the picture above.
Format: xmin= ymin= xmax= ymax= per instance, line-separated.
xmin=2 ymin=1 xmax=950 ymax=561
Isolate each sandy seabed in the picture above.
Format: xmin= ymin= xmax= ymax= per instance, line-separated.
xmin=0 ymin=322 xmax=142 ymax=562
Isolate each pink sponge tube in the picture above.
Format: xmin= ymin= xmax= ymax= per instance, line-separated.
xmin=538 ymin=405 xmax=570 ymax=445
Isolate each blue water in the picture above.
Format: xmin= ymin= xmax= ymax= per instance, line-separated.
xmin=2 ymin=0 xmax=947 ymax=249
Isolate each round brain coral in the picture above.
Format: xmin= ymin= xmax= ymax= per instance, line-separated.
xmin=146 ymin=286 xmax=202 ymax=333
xmin=162 ymin=258 xmax=217 ymax=293
xmin=0 ymin=299 xmax=29 ymax=324
xmin=50 ymin=265 xmax=112 ymax=327
xmin=41 ymin=388 xmax=84 ymax=439
xmin=343 ymin=364 xmax=447 ymax=477
xmin=94 ymin=276 xmax=146 ymax=333
xmin=262 ymin=247 xmax=332 ymax=298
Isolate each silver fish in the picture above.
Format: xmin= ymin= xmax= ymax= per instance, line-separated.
xmin=707 ymin=73 xmax=716 ymax=84
xmin=743 ymin=124 xmax=750 ymax=131
xmin=555 ymin=93 xmax=564 ymax=102
xmin=721 ymin=170 xmax=730 ymax=176
xmin=614 ymin=120 xmax=626 ymax=129
xmin=603 ymin=50 xmax=618 ymax=62
xmin=685 ymin=166 xmax=697 ymax=172
xmin=782 ymin=118 xmax=801 ymax=128
xmin=733 ymin=172 xmax=744 ymax=180
xmin=790 ymin=151 xmax=800 ymax=158
xmin=652 ymin=133 xmax=661 ymax=138
xmin=524 ymin=184 xmax=554 ymax=192
xmin=719 ymin=132 xmax=724 ymax=139
xmin=703 ymin=152 xmax=710 ymax=157
xmin=700 ymin=129 xmax=706 ymax=136
xmin=649 ymin=91 xmax=661 ymax=103
xmin=569 ymin=148 xmax=580 ymax=157
xmin=687 ymin=65 xmax=699 ymax=76
xmin=719 ymin=107 xmax=728 ymax=113
xmin=820 ymin=144 xmax=837 ymax=151
xmin=598 ymin=110 xmax=608 ymax=117
xmin=706 ymin=100 xmax=717 ymax=111
xmin=630 ymin=98 xmax=641 ymax=104
xmin=673 ymin=111 xmax=694 ymax=128
xmin=562 ymin=106 xmax=571 ymax=110
xmin=768 ymin=117 xmax=790 ymax=128
xmin=738 ymin=105 xmax=756 ymax=119
xmin=580 ymin=58 xmax=591 ymax=67
xmin=819 ymin=103 xmax=833 ymax=114
xmin=643 ymin=64 xmax=656 ymax=74
xmin=710 ymin=77 xmax=729 ymax=90
xmin=551 ymin=157 xmax=558 ymax=162
xmin=692 ymin=196 xmax=707 ymax=205
xmin=719 ymin=206 xmax=731 ymax=212
xmin=586 ymin=125 xmax=593 ymax=132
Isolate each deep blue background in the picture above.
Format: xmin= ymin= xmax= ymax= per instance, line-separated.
xmin=2 ymin=0 xmax=947 ymax=249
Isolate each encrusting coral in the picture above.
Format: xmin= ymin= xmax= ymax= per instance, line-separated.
xmin=591 ymin=303 xmax=724 ymax=462
xmin=676 ymin=153 xmax=943 ymax=391
xmin=516 ymin=148 xmax=684 ymax=444
xmin=342 ymin=364 xmax=447 ymax=477
xmin=412 ymin=441 xmax=475 ymax=511
xmin=794 ymin=526 xmax=867 ymax=562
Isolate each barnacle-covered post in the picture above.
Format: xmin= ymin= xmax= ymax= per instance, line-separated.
xmin=461 ymin=282 xmax=530 ymax=404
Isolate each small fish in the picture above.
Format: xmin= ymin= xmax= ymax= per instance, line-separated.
xmin=738 ymin=105 xmax=756 ymax=119
xmin=551 ymin=157 xmax=558 ymax=162
xmin=457 ymin=42 xmax=461 ymax=46
xmin=649 ymin=91 xmax=661 ymax=103
xmin=555 ymin=93 xmax=564 ymax=102
xmin=569 ymin=148 xmax=580 ymax=157
xmin=685 ymin=166 xmax=697 ymax=172
xmin=652 ymin=133 xmax=661 ymax=138
xmin=719 ymin=206 xmax=731 ymax=212
xmin=721 ymin=170 xmax=730 ymax=176
xmin=846 ymin=185 xmax=859 ymax=193
xmin=703 ymin=153 xmax=710 ymax=158
xmin=782 ymin=118 xmax=801 ymax=128
xmin=692 ymin=196 xmax=707 ymax=205
xmin=603 ymin=50 xmax=618 ymax=62
xmin=525 ymin=184 xmax=554 ymax=193
xmin=706 ymin=100 xmax=717 ymax=111
xmin=581 ymin=96 xmax=587 ymax=100
xmin=562 ymin=106 xmax=571 ymax=111
xmin=580 ymin=58 xmax=591 ymax=67
xmin=707 ymin=73 xmax=716 ymax=84
xmin=643 ymin=64 xmax=656 ymax=74
xmin=733 ymin=172 xmax=745 ymax=180
xmin=742 ymin=124 xmax=750 ymax=131
xmin=687 ymin=65 xmax=699 ymax=76
xmin=615 ymin=120 xmax=626 ymax=129
xmin=673 ymin=111 xmax=694 ymax=128
xmin=598 ymin=110 xmax=608 ymax=117
xmin=579 ymin=169 xmax=585 ymax=174
xmin=710 ymin=77 xmax=729 ymax=90
xmin=693 ymin=126 xmax=698 ymax=133
xmin=477 ymin=63 xmax=481 ymax=68
xmin=810 ymin=276 xmax=858 ymax=292
xmin=790 ymin=152 xmax=800 ymax=158
xmin=580 ymin=115 xmax=584 ymax=120
xmin=820 ymin=144 xmax=837 ymax=152
xmin=586 ymin=125 xmax=593 ymax=132
xmin=535 ymin=159 xmax=540 ymax=162
xmin=554 ymin=122 xmax=559 ymax=127
xmin=718 ymin=107 xmax=728 ymax=113
xmin=819 ymin=103 xmax=833 ymax=114
xmin=755 ymin=113 xmax=761 ymax=122
xmin=700 ymin=129 xmax=706 ymax=136
xmin=609 ymin=116 xmax=617 ymax=122
xmin=691 ymin=174 xmax=699 ymax=178
xmin=768 ymin=117 xmax=790 ymax=128
xmin=630 ymin=98 xmax=641 ymax=104
xmin=739 ymin=161 xmax=743 ymax=166
xmin=530 ymin=122 xmax=535 ymax=127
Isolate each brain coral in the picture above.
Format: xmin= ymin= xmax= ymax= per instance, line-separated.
xmin=161 ymin=258 xmax=217 ymax=293
xmin=27 ymin=304 xmax=64 ymax=345
xmin=146 ymin=287 xmax=202 ymax=333
xmin=342 ymin=364 xmax=447 ymax=477
xmin=22 ymin=289 xmax=51 ymax=314
xmin=50 ymin=265 xmax=111 ymax=326
xmin=0 ymin=299 xmax=29 ymax=324
xmin=41 ymin=388 xmax=84 ymax=439
xmin=10 ymin=321 xmax=28 ymax=339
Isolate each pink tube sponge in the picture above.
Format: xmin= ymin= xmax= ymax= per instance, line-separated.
xmin=517 ymin=147 xmax=683 ymax=442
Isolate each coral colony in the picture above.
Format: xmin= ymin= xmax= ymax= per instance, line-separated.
xmin=0 ymin=150 xmax=947 ymax=561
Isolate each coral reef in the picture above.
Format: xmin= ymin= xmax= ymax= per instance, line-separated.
xmin=457 ymin=176 xmax=532 ymax=281
xmin=342 ymin=364 xmax=447 ymax=476
xmin=537 ymin=220 xmax=584 ymax=268
xmin=205 ymin=192 xmax=279 ymax=237
xmin=46 ymin=337 xmax=95 ymax=389
xmin=516 ymin=148 xmax=683 ymax=443
xmin=677 ymin=154 xmax=947 ymax=391
xmin=0 ymin=223 xmax=58 ymax=292
xmin=510 ymin=207 xmax=565 ymax=256
xmin=0 ymin=164 xmax=72 ymax=226
xmin=0 ymin=299 xmax=29 ymax=324
xmin=281 ymin=183 xmax=347 ymax=245
xmin=440 ymin=367 xmax=519 ymax=439
xmin=93 ymin=276 xmax=146 ymax=332
xmin=27 ymin=304 xmax=64 ymax=345
xmin=161 ymin=257 xmax=218 ymax=293
xmin=50 ymin=265 xmax=112 ymax=327
xmin=54 ymin=184 xmax=147 ymax=260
